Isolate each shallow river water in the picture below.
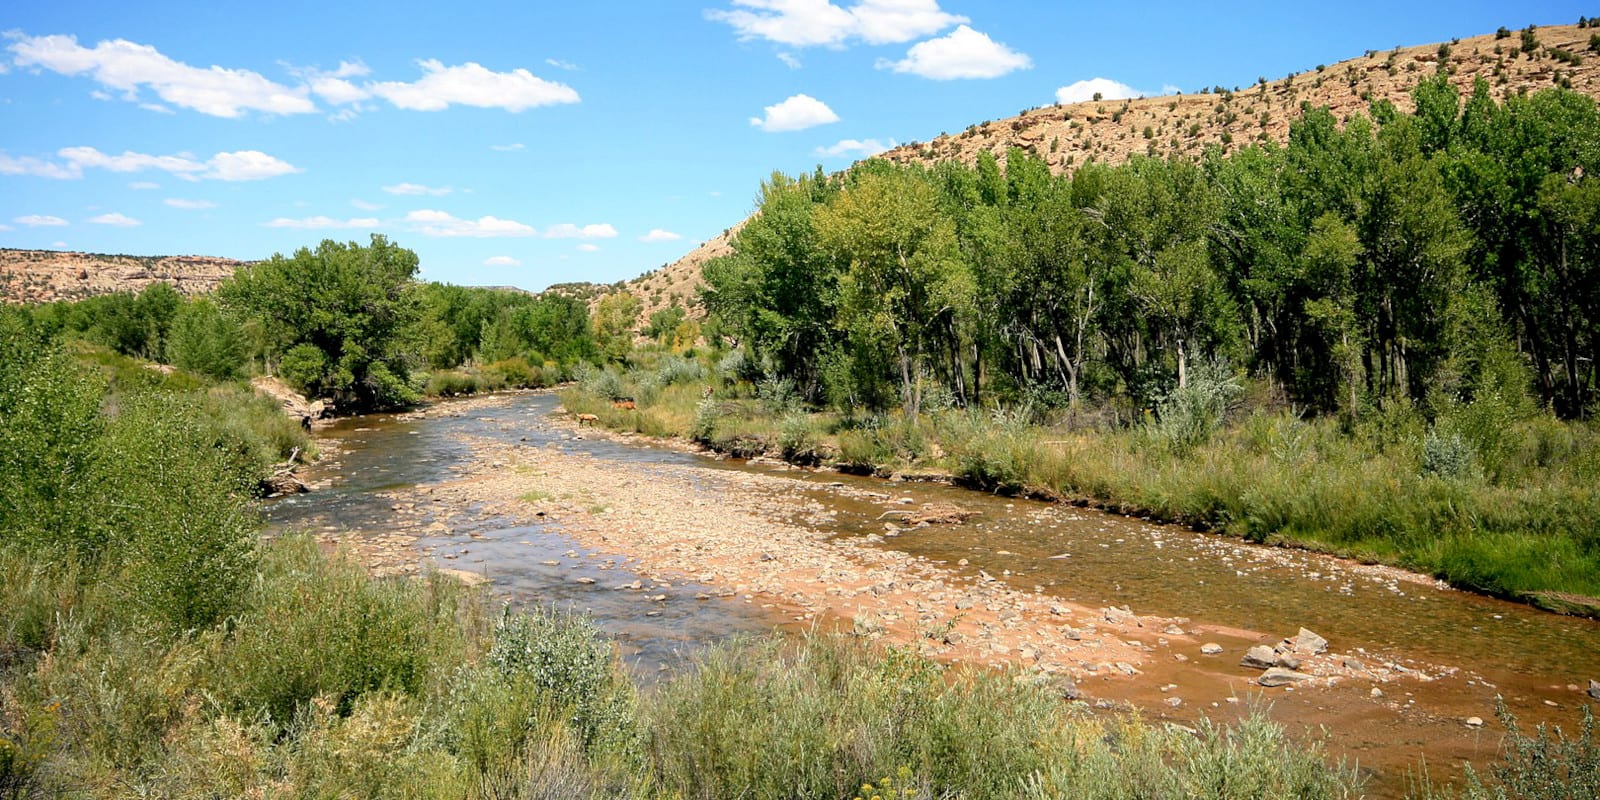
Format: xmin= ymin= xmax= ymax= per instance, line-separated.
xmin=267 ymin=392 xmax=1600 ymax=795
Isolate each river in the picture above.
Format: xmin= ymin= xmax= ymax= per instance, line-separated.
xmin=266 ymin=391 xmax=1600 ymax=797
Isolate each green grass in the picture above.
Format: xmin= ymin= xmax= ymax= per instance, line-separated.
xmin=559 ymin=356 xmax=1600 ymax=611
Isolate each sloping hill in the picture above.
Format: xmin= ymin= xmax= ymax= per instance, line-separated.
xmin=621 ymin=22 xmax=1600 ymax=313
xmin=0 ymin=248 xmax=247 ymax=304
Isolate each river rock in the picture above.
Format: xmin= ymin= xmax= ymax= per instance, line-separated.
xmin=1589 ymin=680 xmax=1600 ymax=700
xmin=1241 ymin=645 xmax=1279 ymax=670
xmin=1104 ymin=606 xmax=1138 ymax=626
xmin=1466 ymin=716 xmax=1484 ymax=727
xmin=1278 ymin=653 xmax=1303 ymax=671
xmin=1200 ymin=643 xmax=1223 ymax=655
xmin=1293 ymin=627 xmax=1329 ymax=655
xmin=1258 ymin=667 xmax=1314 ymax=687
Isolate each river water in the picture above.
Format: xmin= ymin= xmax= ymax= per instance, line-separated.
xmin=267 ymin=391 xmax=1600 ymax=795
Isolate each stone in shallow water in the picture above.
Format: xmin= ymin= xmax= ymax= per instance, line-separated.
xmin=1258 ymin=667 xmax=1314 ymax=687
xmin=1241 ymin=645 xmax=1278 ymax=670
xmin=1200 ymin=643 xmax=1223 ymax=655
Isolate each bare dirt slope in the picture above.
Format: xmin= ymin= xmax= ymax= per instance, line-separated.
xmin=615 ymin=23 xmax=1600 ymax=317
xmin=1 ymin=248 xmax=246 ymax=304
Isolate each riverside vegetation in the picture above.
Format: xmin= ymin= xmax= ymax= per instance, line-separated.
xmin=0 ymin=318 xmax=1373 ymax=798
xmin=3 ymin=70 xmax=1600 ymax=800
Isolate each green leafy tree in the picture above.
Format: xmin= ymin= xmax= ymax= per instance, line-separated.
xmin=592 ymin=291 xmax=642 ymax=362
xmin=218 ymin=235 xmax=420 ymax=409
xmin=167 ymin=297 xmax=247 ymax=380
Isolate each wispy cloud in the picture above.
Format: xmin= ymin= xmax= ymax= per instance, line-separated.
xmin=484 ymin=255 xmax=522 ymax=266
xmin=544 ymin=222 xmax=618 ymax=239
xmin=404 ymin=209 xmax=536 ymax=238
xmin=639 ymin=228 xmax=683 ymax=243
xmin=749 ymin=93 xmax=839 ymax=132
xmin=87 ymin=212 xmax=140 ymax=227
xmin=14 ymin=214 xmax=69 ymax=227
xmin=545 ymin=58 xmax=580 ymax=71
xmin=382 ymin=182 xmax=453 ymax=196
xmin=815 ymin=137 xmax=893 ymax=158
xmin=264 ymin=215 xmax=380 ymax=230
xmin=164 ymin=198 xmax=216 ymax=210
xmin=490 ymin=143 xmax=525 ymax=152
xmin=4 ymin=146 xmax=298 ymax=181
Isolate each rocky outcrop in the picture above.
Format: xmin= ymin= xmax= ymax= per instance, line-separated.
xmin=1 ymin=248 xmax=246 ymax=304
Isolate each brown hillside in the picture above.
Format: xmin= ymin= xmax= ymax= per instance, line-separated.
xmin=1 ymin=248 xmax=246 ymax=305
xmin=623 ymin=23 xmax=1600 ymax=315
xmin=879 ymin=23 xmax=1600 ymax=173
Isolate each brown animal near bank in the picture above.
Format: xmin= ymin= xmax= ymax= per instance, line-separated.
xmin=612 ymin=399 xmax=637 ymax=410
xmin=576 ymin=413 xmax=599 ymax=426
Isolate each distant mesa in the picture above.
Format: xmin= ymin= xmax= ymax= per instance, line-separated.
xmin=1 ymin=248 xmax=248 ymax=304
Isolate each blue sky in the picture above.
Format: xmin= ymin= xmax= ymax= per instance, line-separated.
xmin=1 ymin=1 xmax=1588 ymax=290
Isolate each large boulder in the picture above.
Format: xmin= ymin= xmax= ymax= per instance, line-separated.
xmin=1241 ymin=644 xmax=1279 ymax=670
xmin=1293 ymin=628 xmax=1329 ymax=655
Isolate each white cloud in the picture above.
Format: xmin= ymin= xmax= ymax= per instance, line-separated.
xmin=708 ymin=0 xmax=965 ymax=47
xmin=545 ymin=58 xmax=579 ymax=71
xmin=14 ymin=214 xmax=68 ymax=227
xmin=484 ymin=255 xmax=522 ymax=266
xmin=383 ymin=182 xmax=453 ymax=196
xmin=0 ymin=151 xmax=80 ymax=179
xmin=0 ymin=224 xmax=10 ymax=231
xmin=129 ymin=181 xmax=160 ymax=190
xmin=815 ymin=137 xmax=893 ymax=157
xmin=576 ymin=243 xmax=600 ymax=252
xmin=350 ymin=198 xmax=382 ymax=211
xmin=878 ymin=25 xmax=1029 ymax=80
xmin=87 ymin=212 xmax=140 ymax=227
xmin=367 ymin=59 xmax=579 ymax=111
xmin=639 ymin=228 xmax=683 ymax=242
xmin=309 ymin=76 xmax=369 ymax=104
xmin=11 ymin=146 xmax=300 ymax=182
xmin=544 ymin=222 xmax=618 ymax=239
xmin=749 ymin=93 xmax=839 ymax=132
xmin=777 ymin=52 xmax=802 ymax=69
xmin=198 ymin=150 xmax=299 ymax=181
xmin=404 ymin=209 xmax=536 ymax=238
xmin=164 ymin=198 xmax=216 ymax=209
xmin=491 ymin=142 xmax=525 ymax=152
xmin=264 ymin=215 xmax=380 ymax=230
xmin=7 ymin=33 xmax=315 ymax=118
xmin=1055 ymin=77 xmax=1141 ymax=104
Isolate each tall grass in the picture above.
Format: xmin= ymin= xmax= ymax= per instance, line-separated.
xmin=559 ymin=354 xmax=1600 ymax=609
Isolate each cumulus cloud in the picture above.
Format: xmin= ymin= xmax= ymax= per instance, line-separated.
xmin=639 ymin=228 xmax=683 ymax=242
xmin=14 ymin=214 xmax=68 ymax=227
xmin=544 ymin=222 xmax=618 ymax=239
xmin=264 ymin=215 xmax=380 ymax=229
xmin=368 ymin=59 xmax=579 ymax=111
xmin=878 ymin=25 xmax=1029 ymax=80
xmin=749 ymin=93 xmax=839 ymax=132
xmin=1054 ymin=77 xmax=1143 ymax=104
xmin=7 ymin=146 xmax=300 ymax=181
xmin=708 ymin=0 xmax=965 ymax=47
xmin=815 ymin=137 xmax=893 ymax=157
xmin=484 ymin=255 xmax=522 ymax=266
xmin=164 ymin=198 xmax=216 ymax=209
xmin=87 ymin=212 xmax=140 ymax=227
xmin=382 ymin=182 xmax=453 ymax=196
xmin=404 ymin=209 xmax=536 ymax=238
xmin=7 ymin=33 xmax=315 ymax=117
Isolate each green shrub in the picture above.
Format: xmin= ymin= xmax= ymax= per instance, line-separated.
xmin=486 ymin=607 xmax=639 ymax=759
xmin=426 ymin=370 xmax=479 ymax=397
xmin=1457 ymin=704 xmax=1600 ymax=800
xmin=1148 ymin=359 xmax=1243 ymax=455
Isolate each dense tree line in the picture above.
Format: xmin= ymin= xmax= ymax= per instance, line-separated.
xmin=13 ymin=234 xmax=605 ymax=411
xmin=703 ymin=77 xmax=1600 ymax=420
